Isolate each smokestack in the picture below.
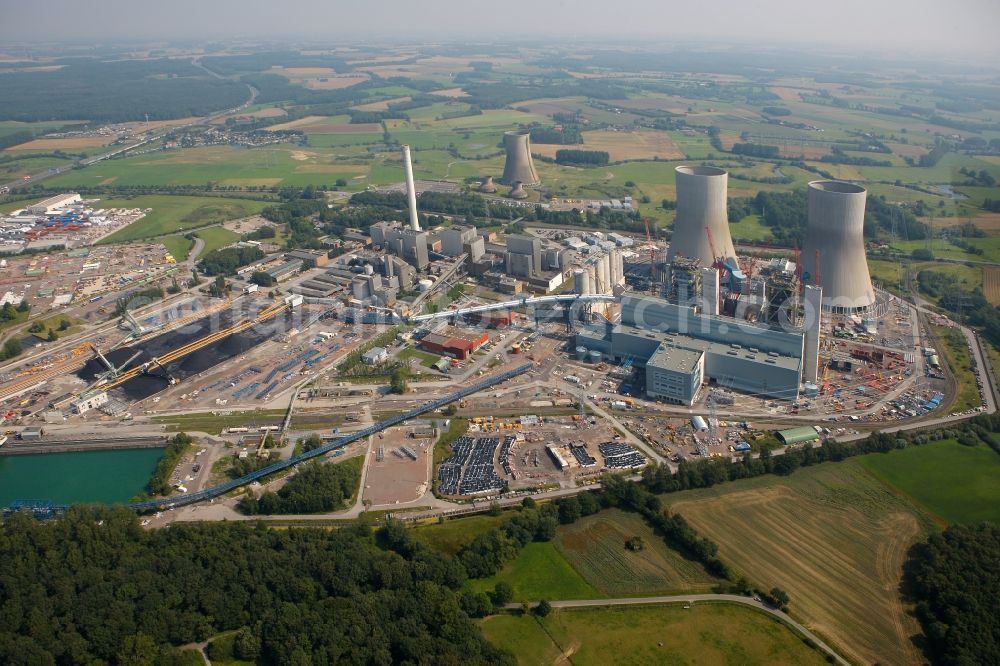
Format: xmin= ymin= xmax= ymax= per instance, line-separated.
xmin=668 ymin=166 xmax=736 ymax=267
xmin=801 ymin=181 xmax=875 ymax=313
xmin=402 ymin=144 xmax=420 ymax=231
xmin=802 ymin=285 xmax=823 ymax=383
xmin=501 ymin=130 xmax=539 ymax=186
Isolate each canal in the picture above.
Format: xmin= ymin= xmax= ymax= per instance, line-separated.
xmin=0 ymin=448 xmax=165 ymax=506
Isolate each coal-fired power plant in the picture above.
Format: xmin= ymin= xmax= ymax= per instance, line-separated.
xmin=402 ymin=144 xmax=420 ymax=231
xmin=501 ymin=130 xmax=540 ymax=186
xmin=667 ymin=166 xmax=736 ymax=267
xmin=801 ymin=180 xmax=875 ymax=313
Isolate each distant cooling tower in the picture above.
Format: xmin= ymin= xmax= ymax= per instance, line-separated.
xmin=479 ymin=175 xmax=497 ymax=193
xmin=667 ymin=166 xmax=736 ymax=267
xmin=508 ymin=181 xmax=528 ymax=200
xmin=801 ymin=181 xmax=875 ymax=313
xmin=501 ymin=130 xmax=540 ymax=186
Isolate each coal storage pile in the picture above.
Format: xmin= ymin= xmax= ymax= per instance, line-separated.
xmin=77 ymin=309 xmax=286 ymax=401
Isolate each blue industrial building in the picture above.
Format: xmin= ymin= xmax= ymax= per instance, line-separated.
xmin=576 ymin=295 xmax=804 ymax=405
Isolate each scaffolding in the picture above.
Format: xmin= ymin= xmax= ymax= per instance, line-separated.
xmin=666 ymin=256 xmax=702 ymax=306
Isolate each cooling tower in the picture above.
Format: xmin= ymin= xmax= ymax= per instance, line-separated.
xmin=508 ymin=181 xmax=528 ymax=200
xmin=402 ymin=145 xmax=420 ymax=231
xmin=479 ymin=175 xmax=497 ymax=193
xmin=801 ymin=181 xmax=875 ymax=313
xmin=501 ymin=130 xmax=540 ymax=186
xmin=667 ymin=166 xmax=736 ymax=267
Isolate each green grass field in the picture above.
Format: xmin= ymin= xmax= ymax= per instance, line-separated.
xmin=667 ymin=460 xmax=933 ymax=666
xmin=859 ymin=439 xmax=1000 ymax=524
xmin=554 ymin=508 xmax=718 ymax=596
xmin=152 ymin=409 xmax=286 ymax=435
xmin=95 ymin=195 xmax=270 ymax=243
xmin=160 ymin=235 xmax=194 ymax=262
xmin=481 ymin=604 xmax=828 ymax=666
xmin=398 ymin=346 xmax=441 ymax=368
xmin=193 ymin=226 xmax=240 ymax=255
xmin=468 ymin=542 xmax=601 ymax=602
xmin=931 ymin=324 xmax=982 ymax=413
xmin=410 ymin=513 xmax=510 ymax=556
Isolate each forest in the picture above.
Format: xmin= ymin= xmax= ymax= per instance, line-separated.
xmin=0 ymin=59 xmax=248 ymax=123
xmin=238 ymin=458 xmax=361 ymax=515
xmin=904 ymin=523 xmax=999 ymax=665
xmin=0 ymin=508 xmax=511 ymax=665
xmin=197 ymin=246 xmax=265 ymax=276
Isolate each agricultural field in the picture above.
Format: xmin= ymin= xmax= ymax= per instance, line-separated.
xmin=859 ymin=439 xmax=1000 ymax=524
xmin=553 ymin=508 xmax=718 ymax=596
xmin=666 ymin=460 xmax=935 ymax=666
xmin=467 ymin=542 xmax=601 ymax=602
xmin=481 ymin=604 xmax=828 ymax=666
xmin=95 ymin=195 xmax=270 ymax=243
xmin=531 ymin=129 xmax=684 ymax=162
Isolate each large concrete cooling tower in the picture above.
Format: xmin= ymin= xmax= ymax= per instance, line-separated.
xmin=801 ymin=181 xmax=875 ymax=313
xmin=501 ymin=130 xmax=540 ymax=186
xmin=667 ymin=166 xmax=736 ymax=267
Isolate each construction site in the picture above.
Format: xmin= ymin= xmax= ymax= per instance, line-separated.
xmin=0 ymin=157 xmax=981 ymax=521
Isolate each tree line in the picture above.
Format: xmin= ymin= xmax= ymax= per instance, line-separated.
xmin=554 ymin=149 xmax=610 ymax=166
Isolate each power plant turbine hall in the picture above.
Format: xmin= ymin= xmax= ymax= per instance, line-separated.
xmin=801 ymin=181 xmax=876 ymax=313
xmin=501 ymin=130 xmax=540 ymax=186
xmin=667 ymin=166 xmax=736 ymax=267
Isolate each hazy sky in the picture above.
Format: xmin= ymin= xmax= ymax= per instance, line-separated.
xmin=2 ymin=0 xmax=998 ymax=57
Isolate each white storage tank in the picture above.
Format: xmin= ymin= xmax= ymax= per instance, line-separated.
xmin=588 ymin=350 xmax=602 ymax=363
xmin=417 ymin=279 xmax=434 ymax=292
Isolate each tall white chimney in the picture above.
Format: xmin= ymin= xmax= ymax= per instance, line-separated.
xmin=402 ymin=145 xmax=420 ymax=231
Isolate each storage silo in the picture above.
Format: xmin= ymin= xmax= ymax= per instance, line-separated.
xmin=801 ymin=181 xmax=875 ymax=313
xmin=574 ymin=269 xmax=590 ymax=295
xmin=575 ymin=345 xmax=589 ymax=360
xmin=667 ymin=166 xmax=736 ymax=267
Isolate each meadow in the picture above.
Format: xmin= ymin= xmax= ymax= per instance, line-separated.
xmin=859 ymin=439 xmax=1000 ymax=524
xmin=666 ymin=460 xmax=933 ymax=666
xmin=553 ymin=508 xmax=718 ymax=596
xmin=95 ymin=195 xmax=270 ymax=243
xmin=481 ymin=604 xmax=829 ymax=666
xmin=467 ymin=542 xmax=601 ymax=602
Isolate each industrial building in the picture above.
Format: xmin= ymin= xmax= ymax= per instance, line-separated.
xmin=370 ymin=222 xmax=429 ymax=270
xmin=501 ymin=130 xmax=539 ymax=186
xmin=800 ymin=180 xmax=876 ymax=314
xmin=418 ymin=327 xmax=489 ymax=359
xmin=25 ymin=193 xmax=81 ymax=215
xmin=576 ymin=295 xmax=807 ymax=404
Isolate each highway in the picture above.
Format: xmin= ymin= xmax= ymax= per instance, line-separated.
xmin=507 ymin=596 xmax=849 ymax=666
